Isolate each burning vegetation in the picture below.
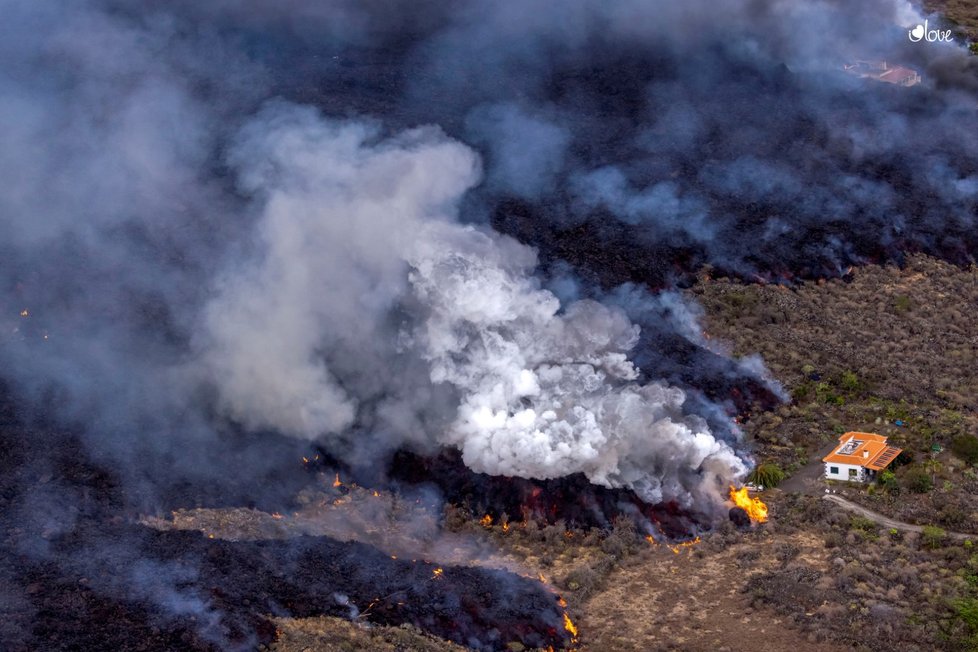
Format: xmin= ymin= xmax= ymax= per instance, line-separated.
xmin=729 ymin=486 xmax=769 ymax=524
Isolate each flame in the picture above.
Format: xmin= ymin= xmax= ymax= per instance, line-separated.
xmin=539 ymin=572 xmax=547 ymax=583
xmin=19 ymin=309 xmax=28 ymax=317
xmin=668 ymin=536 xmax=701 ymax=555
xmin=729 ymin=485 xmax=768 ymax=523
xmin=271 ymin=512 xmax=283 ymax=520
xmin=432 ymin=567 xmax=443 ymax=579
xmin=333 ymin=473 xmax=342 ymax=487
xmin=645 ymin=534 xmax=656 ymax=545
xmin=372 ymin=490 xmax=380 ymax=497
xmin=563 ymin=612 xmax=578 ymax=638
xmin=502 ymin=522 xmax=510 ymax=532
xmin=480 ymin=514 xmax=492 ymax=528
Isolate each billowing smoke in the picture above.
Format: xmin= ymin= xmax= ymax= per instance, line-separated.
xmin=200 ymin=103 xmax=747 ymax=507
xmin=2 ymin=0 xmax=976 ymax=532
xmin=6 ymin=0 xmax=978 ymax=646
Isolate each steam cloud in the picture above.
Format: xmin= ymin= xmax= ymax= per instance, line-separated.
xmin=3 ymin=0 xmax=977 ymax=521
xmin=200 ymin=104 xmax=746 ymax=507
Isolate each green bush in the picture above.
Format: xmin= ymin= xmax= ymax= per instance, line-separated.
xmin=815 ymin=382 xmax=843 ymax=405
xmin=839 ymin=370 xmax=861 ymax=393
xmin=904 ymin=468 xmax=933 ymax=493
xmin=922 ymin=525 xmax=948 ymax=549
xmin=877 ymin=469 xmax=899 ymax=492
xmin=945 ymin=596 xmax=978 ymax=650
xmin=951 ymin=434 xmax=978 ymax=465
xmin=892 ymin=294 xmax=912 ymax=313
xmin=747 ymin=462 xmax=785 ymax=488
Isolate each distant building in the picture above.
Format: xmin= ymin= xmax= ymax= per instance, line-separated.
xmin=823 ymin=432 xmax=902 ymax=482
xmin=843 ymin=60 xmax=921 ymax=87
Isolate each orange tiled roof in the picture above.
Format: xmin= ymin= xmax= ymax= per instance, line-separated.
xmin=822 ymin=432 xmax=902 ymax=470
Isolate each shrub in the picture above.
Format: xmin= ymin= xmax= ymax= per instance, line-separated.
xmin=878 ymin=469 xmax=899 ymax=493
xmin=892 ymin=294 xmax=912 ymax=313
xmin=922 ymin=525 xmax=948 ymax=549
xmin=815 ymin=382 xmax=844 ymax=405
xmin=747 ymin=462 xmax=785 ymax=488
xmin=940 ymin=505 xmax=966 ymax=528
xmin=951 ymin=434 xmax=978 ymax=465
xmin=904 ymin=468 xmax=933 ymax=493
xmin=839 ymin=370 xmax=861 ymax=393
xmin=945 ymin=597 xmax=978 ymax=650
xmin=850 ymin=515 xmax=878 ymax=533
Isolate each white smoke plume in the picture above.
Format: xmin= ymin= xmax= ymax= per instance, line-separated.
xmin=201 ymin=102 xmax=746 ymax=508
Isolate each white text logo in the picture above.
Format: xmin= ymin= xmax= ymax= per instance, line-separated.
xmin=909 ymin=20 xmax=953 ymax=43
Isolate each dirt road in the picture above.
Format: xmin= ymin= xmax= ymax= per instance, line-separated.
xmin=822 ymin=494 xmax=973 ymax=540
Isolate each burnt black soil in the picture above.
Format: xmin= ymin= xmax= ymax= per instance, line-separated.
xmin=0 ymin=386 xmax=570 ymax=652
xmin=1 ymin=523 xmax=568 ymax=652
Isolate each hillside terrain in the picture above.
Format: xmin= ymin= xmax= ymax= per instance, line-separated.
xmin=136 ymin=256 xmax=978 ymax=651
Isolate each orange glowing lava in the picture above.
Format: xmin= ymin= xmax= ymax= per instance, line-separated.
xmin=333 ymin=473 xmax=342 ymax=487
xmin=729 ymin=485 xmax=768 ymax=523
xmin=563 ymin=612 xmax=578 ymax=638
xmin=668 ymin=536 xmax=701 ymax=554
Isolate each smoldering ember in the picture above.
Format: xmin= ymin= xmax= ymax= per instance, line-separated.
xmin=3 ymin=1 xmax=978 ymax=651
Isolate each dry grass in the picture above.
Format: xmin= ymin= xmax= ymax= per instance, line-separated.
xmin=272 ymin=616 xmax=469 ymax=652
xmin=694 ymin=255 xmax=978 ymax=529
xmin=925 ymin=0 xmax=978 ymax=38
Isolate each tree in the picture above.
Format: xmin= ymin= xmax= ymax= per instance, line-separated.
xmin=922 ymin=525 xmax=947 ymax=549
xmin=747 ymin=462 xmax=785 ymax=488
xmin=951 ymin=434 xmax=978 ymax=465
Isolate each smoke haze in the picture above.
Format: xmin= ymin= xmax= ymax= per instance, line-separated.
xmin=2 ymin=0 xmax=976 ymax=531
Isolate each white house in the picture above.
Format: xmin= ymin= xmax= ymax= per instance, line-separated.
xmin=823 ymin=432 xmax=902 ymax=483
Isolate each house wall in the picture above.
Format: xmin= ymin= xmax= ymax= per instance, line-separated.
xmin=824 ymin=462 xmax=867 ymax=482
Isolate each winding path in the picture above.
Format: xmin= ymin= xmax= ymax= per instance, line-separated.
xmin=822 ymin=494 xmax=973 ymax=541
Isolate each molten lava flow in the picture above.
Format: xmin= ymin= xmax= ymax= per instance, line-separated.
xmin=333 ymin=473 xmax=342 ymax=488
xmin=563 ymin=612 xmax=578 ymax=638
xmin=729 ymin=486 xmax=768 ymax=523
xmin=480 ymin=514 xmax=493 ymax=528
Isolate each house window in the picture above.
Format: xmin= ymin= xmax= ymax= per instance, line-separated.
xmin=830 ymin=466 xmax=839 ymax=475
xmin=849 ymin=468 xmax=858 ymax=479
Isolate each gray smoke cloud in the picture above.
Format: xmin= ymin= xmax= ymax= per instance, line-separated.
xmin=5 ymin=0 xmax=972 ymax=524
xmin=198 ymin=103 xmax=747 ymax=507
